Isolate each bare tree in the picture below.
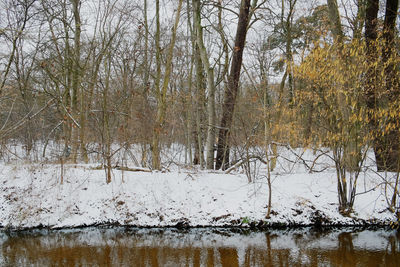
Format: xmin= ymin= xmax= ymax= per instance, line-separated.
xmin=215 ymin=0 xmax=253 ymax=170
xmin=0 ymin=0 xmax=35 ymax=96
xmin=193 ymin=0 xmax=216 ymax=169
xmin=151 ymin=0 xmax=184 ymax=170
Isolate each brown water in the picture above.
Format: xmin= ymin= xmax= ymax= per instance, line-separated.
xmin=1 ymin=227 xmax=399 ymax=266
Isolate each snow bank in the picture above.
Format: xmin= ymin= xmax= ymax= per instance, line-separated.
xmin=0 ymin=160 xmax=396 ymax=229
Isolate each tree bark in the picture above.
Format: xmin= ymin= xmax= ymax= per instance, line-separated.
xmin=193 ymin=43 xmax=205 ymax=167
xmin=215 ymin=0 xmax=252 ymax=170
xmin=380 ymin=0 xmax=399 ymax=171
xmin=186 ymin=0 xmax=193 ymax=165
xmin=140 ymin=0 xmax=150 ymax=167
xmin=193 ymin=0 xmax=216 ymax=169
xmin=327 ymin=0 xmax=344 ymax=44
xmin=365 ymin=0 xmax=400 ymax=172
xmin=71 ymin=0 xmax=81 ymax=163
xmin=364 ymin=0 xmax=379 ymax=109
xmin=151 ymin=0 xmax=183 ymax=170
xmin=283 ymin=0 xmax=297 ymax=105
xmin=103 ymin=52 xmax=112 ymax=184
xmin=353 ymin=0 xmax=366 ymax=39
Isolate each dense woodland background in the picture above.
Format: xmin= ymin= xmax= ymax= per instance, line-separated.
xmin=0 ymin=0 xmax=399 ymax=214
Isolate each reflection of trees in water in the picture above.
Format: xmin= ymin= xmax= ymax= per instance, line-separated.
xmin=206 ymin=248 xmax=214 ymax=266
xmin=385 ymin=231 xmax=399 ymax=266
xmin=219 ymin=248 xmax=239 ymax=267
xmin=260 ymin=230 xmax=400 ymax=267
xmin=1 ymin=229 xmax=399 ymax=266
xmin=337 ymin=232 xmax=355 ymax=266
xmin=263 ymin=232 xmax=291 ymax=267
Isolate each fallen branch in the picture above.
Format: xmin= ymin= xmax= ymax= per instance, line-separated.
xmin=114 ymin=166 xmax=152 ymax=173
xmin=225 ymin=155 xmax=268 ymax=174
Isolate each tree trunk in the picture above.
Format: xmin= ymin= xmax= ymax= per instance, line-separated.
xmin=103 ymin=53 xmax=112 ymax=184
xmin=141 ymin=0 xmax=151 ymax=167
xmin=75 ymin=1 xmax=88 ymax=164
xmin=283 ymin=0 xmax=296 ymax=106
xmin=215 ymin=0 xmax=251 ymax=170
xmin=264 ymin=79 xmax=272 ymax=218
xmin=151 ymin=0 xmax=183 ymax=170
xmin=364 ymin=0 xmax=378 ymax=110
xmin=364 ymin=0 xmax=381 ymax=172
xmin=71 ymin=0 xmax=81 ymax=163
xmin=193 ymin=43 xmax=205 ymax=167
xmin=353 ymin=0 xmax=366 ymax=39
xmin=186 ymin=0 xmax=193 ymax=165
xmin=365 ymin=0 xmax=399 ymax=172
xmin=380 ymin=0 xmax=399 ymax=172
xmin=327 ymin=0 xmax=344 ymax=44
xmin=151 ymin=0 xmax=162 ymax=169
xmin=193 ymin=0 xmax=216 ymax=169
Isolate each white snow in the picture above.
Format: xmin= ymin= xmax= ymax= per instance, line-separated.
xmin=0 ymin=146 xmax=397 ymax=229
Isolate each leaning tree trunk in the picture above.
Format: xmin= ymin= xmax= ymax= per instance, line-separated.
xmin=215 ymin=0 xmax=251 ymax=170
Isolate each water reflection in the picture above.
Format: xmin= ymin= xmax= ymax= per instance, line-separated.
xmin=0 ymin=227 xmax=399 ymax=266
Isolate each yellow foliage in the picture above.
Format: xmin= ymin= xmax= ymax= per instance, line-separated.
xmin=293 ymin=38 xmax=400 ymax=148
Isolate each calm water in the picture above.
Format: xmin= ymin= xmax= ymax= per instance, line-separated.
xmin=0 ymin=227 xmax=399 ymax=266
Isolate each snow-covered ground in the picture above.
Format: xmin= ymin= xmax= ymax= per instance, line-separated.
xmin=0 ymin=145 xmax=397 ymax=229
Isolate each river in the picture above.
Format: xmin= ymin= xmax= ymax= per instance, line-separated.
xmin=1 ymin=227 xmax=399 ymax=266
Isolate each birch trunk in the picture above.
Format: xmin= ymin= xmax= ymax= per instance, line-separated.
xmin=193 ymin=0 xmax=216 ymax=169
